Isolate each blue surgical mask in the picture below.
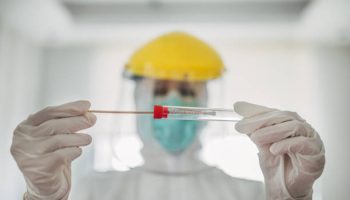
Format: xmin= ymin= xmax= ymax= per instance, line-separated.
xmin=152 ymin=92 xmax=199 ymax=154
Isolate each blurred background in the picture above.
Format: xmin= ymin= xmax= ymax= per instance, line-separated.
xmin=1 ymin=0 xmax=349 ymax=199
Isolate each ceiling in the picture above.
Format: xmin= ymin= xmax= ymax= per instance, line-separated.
xmin=1 ymin=0 xmax=349 ymax=45
xmin=63 ymin=0 xmax=310 ymax=24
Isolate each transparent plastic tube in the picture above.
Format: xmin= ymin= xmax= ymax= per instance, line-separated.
xmin=153 ymin=105 xmax=242 ymax=122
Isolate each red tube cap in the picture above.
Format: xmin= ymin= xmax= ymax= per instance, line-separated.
xmin=153 ymin=105 xmax=169 ymax=119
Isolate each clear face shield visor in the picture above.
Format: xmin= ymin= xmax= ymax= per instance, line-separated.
xmin=90 ymin=77 xmax=209 ymax=171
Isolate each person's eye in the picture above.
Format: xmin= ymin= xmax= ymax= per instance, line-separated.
xmin=178 ymin=87 xmax=196 ymax=97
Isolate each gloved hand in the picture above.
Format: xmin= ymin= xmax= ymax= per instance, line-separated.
xmin=10 ymin=100 xmax=96 ymax=200
xmin=234 ymin=101 xmax=325 ymax=200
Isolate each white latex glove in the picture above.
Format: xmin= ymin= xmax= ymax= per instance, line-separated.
xmin=10 ymin=100 xmax=96 ymax=200
xmin=234 ymin=102 xmax=325 ymax=200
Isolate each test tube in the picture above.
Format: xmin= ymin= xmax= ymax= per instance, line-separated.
xmin=153 ymin=105 xmax=242 ymax=122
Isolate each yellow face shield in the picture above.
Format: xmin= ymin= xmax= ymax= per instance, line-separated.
xmin=125 ymin=32 xmax=224 ymax=82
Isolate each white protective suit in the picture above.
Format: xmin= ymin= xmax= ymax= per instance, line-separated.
xmin=71 ymin=135 xmax=264 ymax=200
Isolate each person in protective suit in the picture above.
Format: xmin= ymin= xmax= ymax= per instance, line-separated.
xmin=11 ymin=32 xmax=325 ymax=200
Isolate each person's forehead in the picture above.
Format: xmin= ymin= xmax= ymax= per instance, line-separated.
xmin=153 ymin=79 xmax=206 ymax=88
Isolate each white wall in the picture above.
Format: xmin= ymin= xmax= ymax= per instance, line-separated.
xmin=312 ymin=46 xmax=350 ymax=200
xmin=0 ymin=23 xmax=44 ymax=199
